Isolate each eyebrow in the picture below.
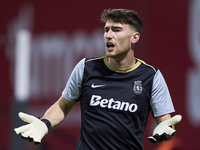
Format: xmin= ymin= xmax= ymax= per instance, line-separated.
xmin=104 ymin=26 xmax=122 ymax=30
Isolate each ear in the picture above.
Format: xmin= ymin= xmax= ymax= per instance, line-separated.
xmin=131 ymin=32 xmax=140 ymax=44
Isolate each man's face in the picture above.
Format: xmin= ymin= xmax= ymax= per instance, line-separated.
xmin=103 ymin=19 xmax=137 ymax=58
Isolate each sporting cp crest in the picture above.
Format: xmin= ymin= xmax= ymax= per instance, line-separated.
xmin=133 ymin=80 xmax=143 ymax=95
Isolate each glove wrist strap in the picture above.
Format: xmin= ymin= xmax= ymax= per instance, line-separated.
xmin=40 ymin=118 xmax=52 ymax=131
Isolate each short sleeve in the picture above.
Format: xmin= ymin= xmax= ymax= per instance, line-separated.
xmin=150 ymin=70 xmax=175 ymax=117
xmin=62 ymin=58 xmax=85 ymax=102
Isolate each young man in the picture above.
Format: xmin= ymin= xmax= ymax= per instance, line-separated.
xmin=14 ymin=9 xmax=182 ymax=150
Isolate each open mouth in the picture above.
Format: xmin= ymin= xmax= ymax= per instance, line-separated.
xmin=106 ymin=42 xmax=115 ymax=50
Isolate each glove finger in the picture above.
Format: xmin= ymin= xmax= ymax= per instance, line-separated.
xmin=21 ymin=131 xmax=38 ymax=143
xmin=171 ymin=131 xmax=176 ymax=137
xmin=34 ymin=141 xmax=41 ymax=145
xmin=28 ymin=132 xmax=35 ymax=142
xmin=29 ymin=131 xmax=42 ymax=143
xmin=18 ymin=112 xmax=36 ymax=123
xmin=33 ymin=136 xmax=42 ymax=143
xmin=148 ymin=136 xmax=157 ymax=143
xmin=153 ymin=133 xmax=163 ymax=142
xmin=165 ymin=115 xmax=182 ymax=126
xmin=161 ymin=132 xmax=170 ymax=141
xmin=20 ymin=133 xmax=34 ymax=142
xmin=21 ymin=131 xmax=31 ymax=138
xmin=20 ymin=134 xmax=28 ymax=140
xmin=14 ymin=125 xmax=30 ymax=134
xmin=168 ymin=127 xmax=176 ymax=135
xmin=161 ymin=131 xmax=176 ymax=141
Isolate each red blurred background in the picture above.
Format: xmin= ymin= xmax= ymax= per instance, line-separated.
xmin=0 ymin=0 xmax=200 ymax=149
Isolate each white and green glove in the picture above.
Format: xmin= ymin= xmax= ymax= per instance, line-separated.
xmin=14 ymin=112 xmax=51 ymax=144
xmin=148 ymin=115 xmax=182 ymax=143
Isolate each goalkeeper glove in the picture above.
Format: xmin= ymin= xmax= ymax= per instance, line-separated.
xmin=14 ymin=112 xmax=51 ymax=144
xmin=148 ymin=115 xmax=182 ymax=143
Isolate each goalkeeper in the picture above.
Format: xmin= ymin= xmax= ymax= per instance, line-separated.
xmin=14 ymin=9 xmax=181 ymax=149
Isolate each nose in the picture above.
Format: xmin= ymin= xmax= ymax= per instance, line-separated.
xmin=105 ymin=30 xmax=113 ymax=39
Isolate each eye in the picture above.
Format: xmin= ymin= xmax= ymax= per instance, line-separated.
xmin=104 ymin=28 xmax=109 ymax=32
xmin=113 ymin=28 xmax=121 ymax=32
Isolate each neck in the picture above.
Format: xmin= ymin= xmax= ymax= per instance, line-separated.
xmin=107 ymin=50 xmax=136 ymax=69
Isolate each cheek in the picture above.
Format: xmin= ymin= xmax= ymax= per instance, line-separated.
xmin=103 ymin=33 xmax=106 ymax=41
xmin=118 ymin=37 xmax=131 ymax=48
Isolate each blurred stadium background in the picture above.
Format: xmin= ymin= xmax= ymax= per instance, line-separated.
xmin=0 ymin=0 xmax=200 ymax=149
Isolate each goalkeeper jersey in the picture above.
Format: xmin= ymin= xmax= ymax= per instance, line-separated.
xmin=62 ymin=55 xmax=175 ymax=150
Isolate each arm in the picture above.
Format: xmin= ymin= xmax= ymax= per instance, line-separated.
xmin=14 ymin=58 xmax=84 ymax=144
xmin=148 ymin=70 xmax=181 ymax=143
xmin=42 ymin=59 xmax=85 ymax=127
xmin=42 ymin=96 xmax=76 ymax=128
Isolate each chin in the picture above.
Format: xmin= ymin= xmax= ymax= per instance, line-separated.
xmin=106 ymin=50 xmax=114 ymax=56
xmin=106 ymin=53 xmax=115 ymax=58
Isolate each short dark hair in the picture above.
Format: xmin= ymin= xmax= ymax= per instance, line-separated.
xmin=101 ymin=9 xmax=142 ymax=35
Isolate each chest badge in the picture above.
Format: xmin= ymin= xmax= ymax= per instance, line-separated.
xmin=133 ymin=80 xmax=143 ymax=95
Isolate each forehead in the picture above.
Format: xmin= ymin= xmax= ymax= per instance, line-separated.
xmin=104 ymin=19 xmax=133 ymax=30
xmin=105 ymin=19 xmax=122 ymax=26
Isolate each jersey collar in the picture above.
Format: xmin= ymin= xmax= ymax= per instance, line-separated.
xmin=103 ymin=56 xmax=141 ymax=73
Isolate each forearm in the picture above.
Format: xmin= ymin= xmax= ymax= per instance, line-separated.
xmin=42 ymin=96 xmax=76 ymax=128
xmin=42 ymin=101 xmax=65 ymax=128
